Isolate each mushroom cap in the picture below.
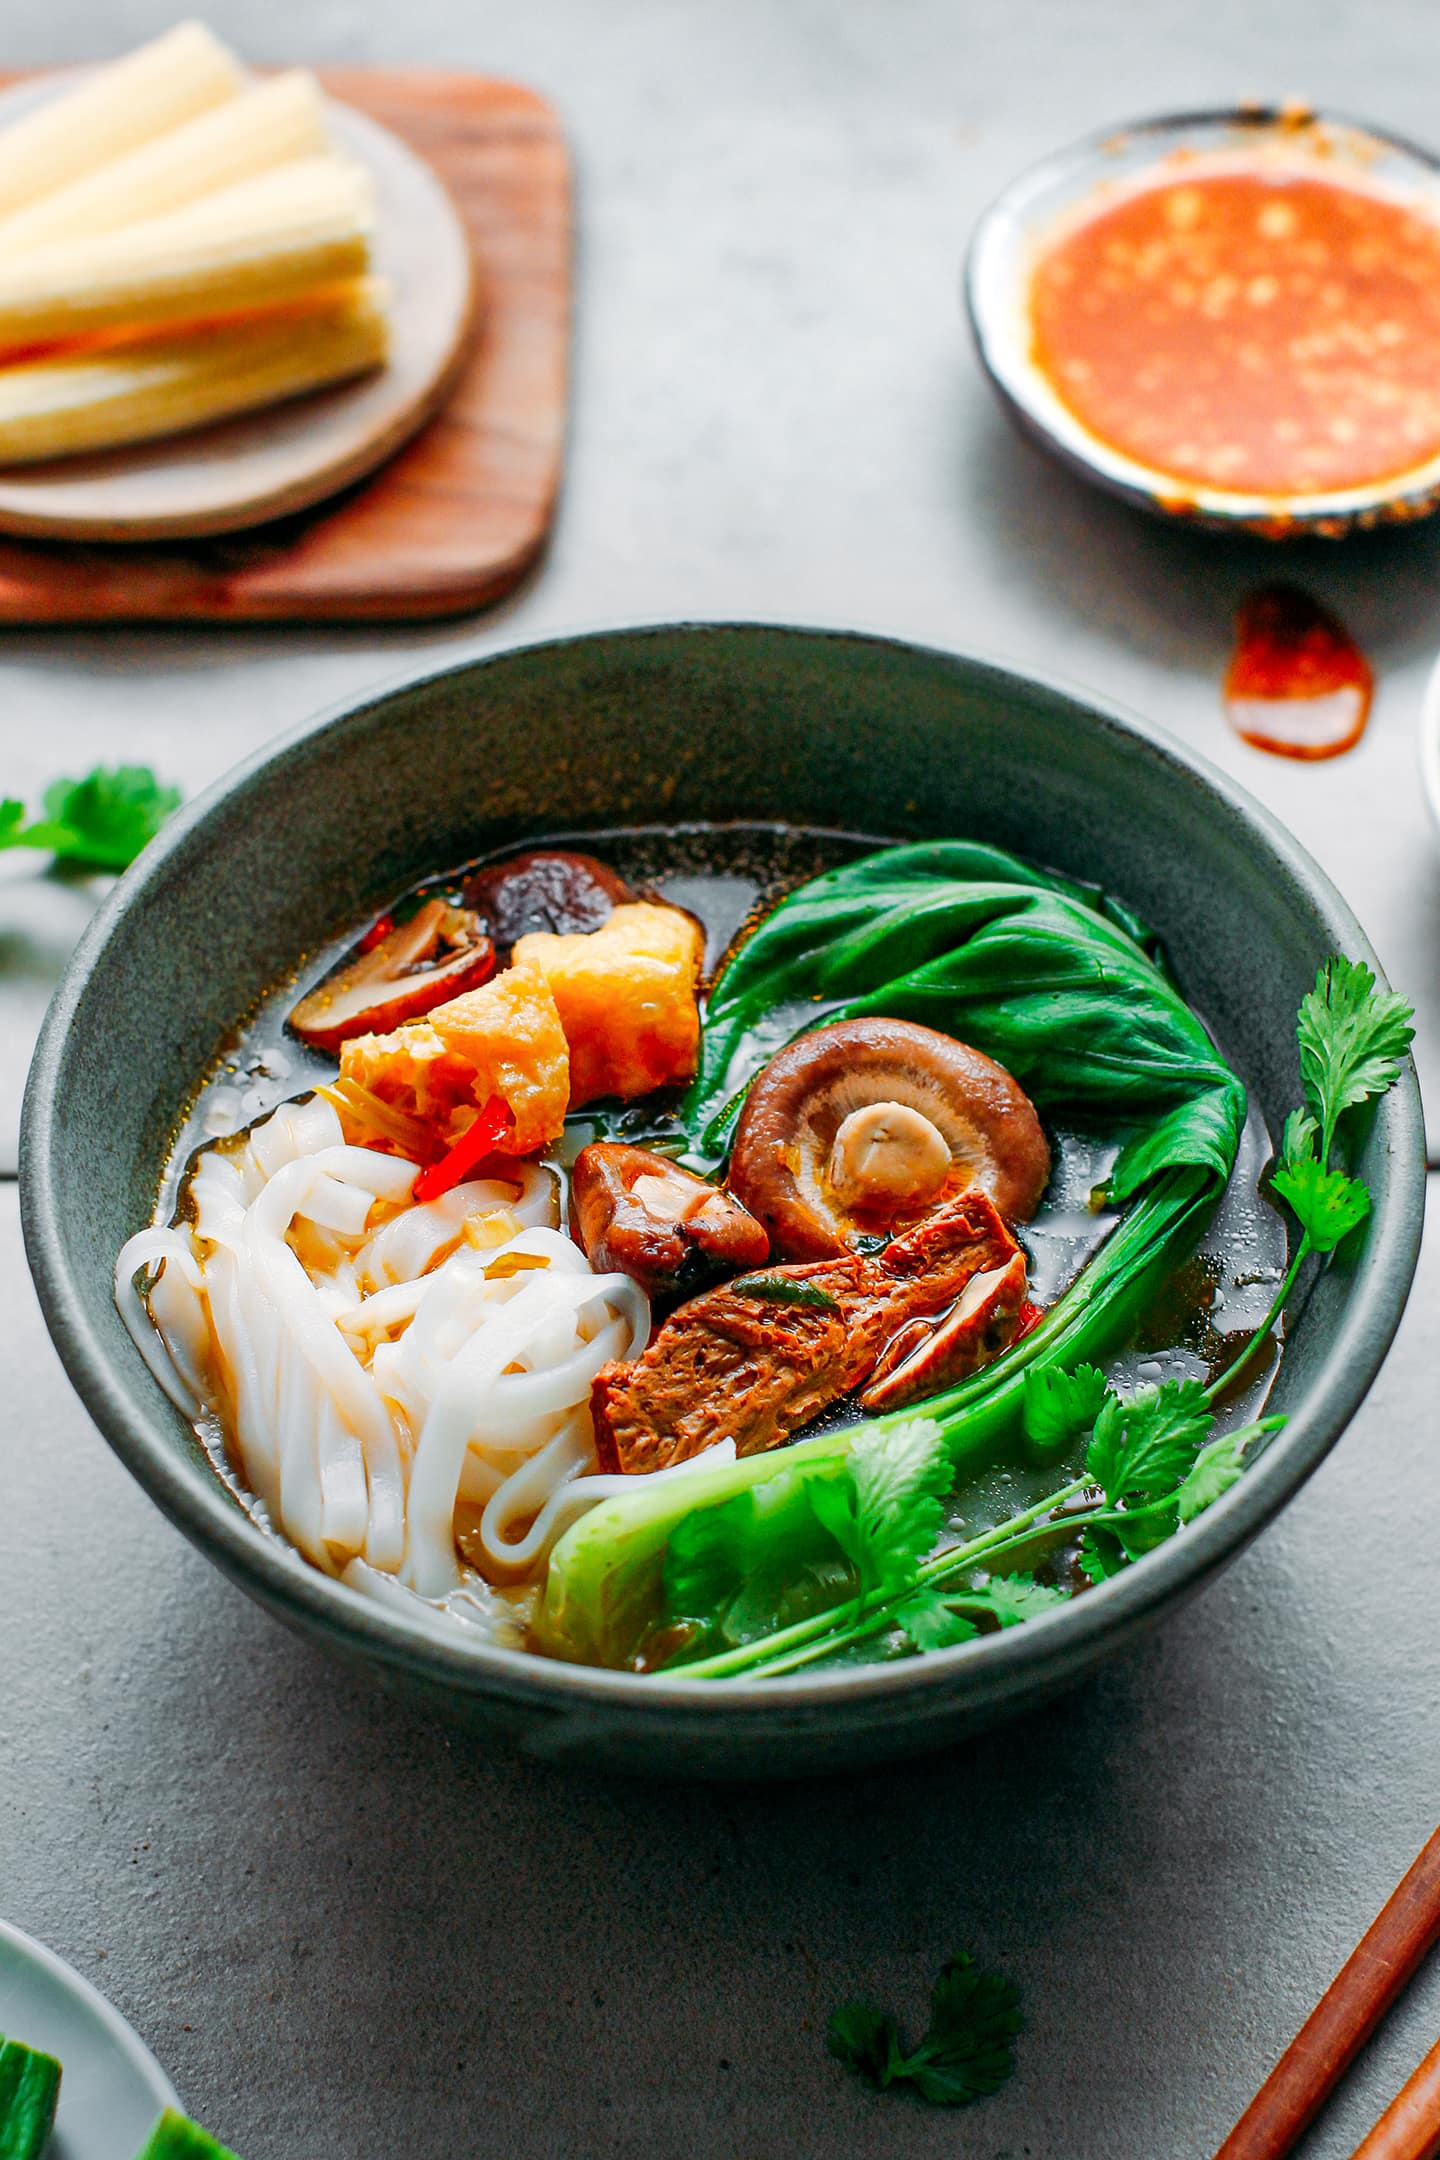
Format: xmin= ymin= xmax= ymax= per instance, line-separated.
xmin=726 ymin=1016 xmax=1051 ymax=1259
xmin=463 ymin=850 xmax=635 ymax=963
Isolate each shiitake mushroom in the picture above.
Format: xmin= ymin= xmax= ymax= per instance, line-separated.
xmin=726 ymin=1016 xmax=1050 ymax=1259
xmin=289 ymin=900 xmax=495 ymax=1053
xmin=570 ymin=1142 xmax=769 ymax=1305
xmin=463 ymin=850 xmax=636 ymax=963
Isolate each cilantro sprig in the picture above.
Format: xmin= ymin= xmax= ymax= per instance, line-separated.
xmin=1208 ymin=957 xmax=1413 ymax=1403
xmin=673 ymin=1371 xmax=1280 ymax=1679
xmin=0 ymin=765 xmax=179 ymax=872
xmin=828 ymin=1952 xmax=1022 ymax=2107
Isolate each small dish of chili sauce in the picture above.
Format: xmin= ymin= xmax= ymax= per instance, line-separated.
xmin=968 ymin=107 xmax=1440 ymax=536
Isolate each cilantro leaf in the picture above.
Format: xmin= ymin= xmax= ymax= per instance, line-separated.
xmin=1176 ymin=1430 xmax=1253 ymax=1525
xmin=974 ymin=1572 xmax=1070 ymax=1627
xmin=811 ymin=1419 xmax=950 ymax=1599
xmin=1110 ymin=1500 xmax=1179 ymax=1560
xmin=828 ymin=1953 xmax=1022 ymax=2108
xmin=827 ymin=2003 xmax=905 ymax=2089
xmin=43 ymin=766 xmax=181 ymax=869
xmin=908 ymin=1955 xmax=1023 ymax=2102
xmin=894 ymin=1589 xmax=979 ymax=1653
xmin=1280 ymin=1105 xmax=1319 ymax=1173
xmin=1270 ymin=1154 xmax=1371 ymax=1253
xmin=0 ymin=765 xmax=180 ymax=871
xmin=1176 ymin=1418 xmax=1283 ymax=1524
xmin=1021 ymin=1363 xmax=1110 ymax=1452
xmin=1078 ymin=1525 xmax=1126 ymax=1584
xmin=1086 ymin=1377 xmax=1213 ymax=1508
xmin=894 ymin=1573 xmax=1067 ymax=1655
xmin=1297 ymin=957 xmax=1414 ymax=1157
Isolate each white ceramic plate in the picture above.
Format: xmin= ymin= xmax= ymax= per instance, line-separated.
xmin=0 ymin=1920 xmax=178 ymax=2158
xmin=0 ymin=76 xmax=477 ymax=542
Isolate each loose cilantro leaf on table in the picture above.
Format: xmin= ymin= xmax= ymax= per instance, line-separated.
xmin=828 ymin=1952 xmax=1022 ymax=2107
xmin=827 ymin=2002 xmax=904 ymax=2087
xmin=0 ymin=765 xmax=179 ymax=871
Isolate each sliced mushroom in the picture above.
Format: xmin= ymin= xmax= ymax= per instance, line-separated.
xmin=570 ymin=1141 xmax=769 ymax=1304
xmin=463 ymin=850 xmax=636 ymax=963
xmin=860 ymin=1249 xmax=1028 ymax=1411
xmin=726 ymin=1017 xmax=1051 ymax=1259
xmin=289 ymin=900 xmax=496 ymax=1053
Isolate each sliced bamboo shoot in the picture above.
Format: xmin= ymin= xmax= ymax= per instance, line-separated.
xmin=0 ymin=281 xmax=390 ymax=464
xmin=0 ymin=71 xmax=332 ymax=254
xmin=0 ymin=23 xmax=244 ymax=220
xmin=0 ymin=156 xmax=375 ymax=353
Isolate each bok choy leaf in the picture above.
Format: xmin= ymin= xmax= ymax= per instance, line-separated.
xmin=683 ymin=841 xmax=1247 ymax=1205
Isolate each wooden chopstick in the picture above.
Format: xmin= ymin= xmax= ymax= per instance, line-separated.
xmin=1349 ymin=2031 xmax=1440 ymax=2160
xmin=1214 ymin=1826 xmax=1440 ymax=2160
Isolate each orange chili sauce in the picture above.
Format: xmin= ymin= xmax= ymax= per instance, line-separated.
xmin=1223 ymin=585 xmax=1373 ymax=759
xmin=1031 ymin=161 xmax=1440 ymax=496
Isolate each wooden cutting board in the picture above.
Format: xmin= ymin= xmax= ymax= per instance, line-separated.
xmin=0 ymin=67 xmax=571 ymax=622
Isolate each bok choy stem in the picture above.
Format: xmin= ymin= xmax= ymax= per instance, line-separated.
xmin=675 ymin=1478 xmax=1094 ymax=1680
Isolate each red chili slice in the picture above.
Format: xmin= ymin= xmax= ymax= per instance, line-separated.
xmin=412 ymin=1097 xmax=513 ymax=1204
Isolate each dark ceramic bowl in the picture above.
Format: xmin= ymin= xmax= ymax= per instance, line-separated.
xmin=20 ymin=625 xmax=1425 ymax=1778
xmin=967 ymin=106 xmax=1440 ymax=538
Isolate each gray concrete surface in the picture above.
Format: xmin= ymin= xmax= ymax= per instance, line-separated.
xmin=2 ymin=3 xmax=1438 ymax=2155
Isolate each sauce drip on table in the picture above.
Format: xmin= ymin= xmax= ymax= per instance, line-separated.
xmin=1031 ymin=158 xmax=1440 ymax=499
xmin=1223 ymin=584 xmax=1373 ymax=760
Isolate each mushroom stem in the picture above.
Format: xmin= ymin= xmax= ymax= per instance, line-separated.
xmin=828 ymin=1099 xmax=951 ymax=1210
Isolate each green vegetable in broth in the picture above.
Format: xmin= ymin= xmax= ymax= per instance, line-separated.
xmin=536 ymin=938 xmax=1410 ymax=1678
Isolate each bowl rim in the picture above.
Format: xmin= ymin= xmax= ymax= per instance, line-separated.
xmin=1419 ymin=649 xmax=1440 ymax=837
xmin=20 ymin=619 xmax=1427 ymax=1719
xmin=964 ymin=103 xmax=1440 ymax=535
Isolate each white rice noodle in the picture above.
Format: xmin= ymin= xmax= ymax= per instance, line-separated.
xmin=113 ymin=1226 xmax=207 ymax=1414
xmin=114 ymin=1097 xmax=656 ymax=1641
